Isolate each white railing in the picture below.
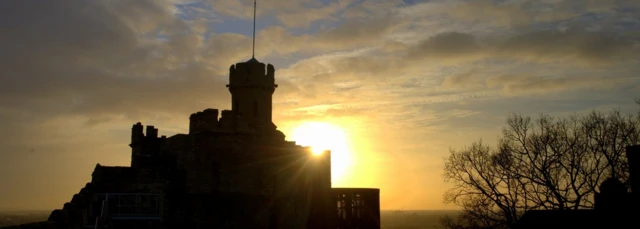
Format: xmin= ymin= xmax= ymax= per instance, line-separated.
xmin=94 ymin=193 xmax=163 ymax=218
xmin=94 ymin=194 xmax=108 ymax=229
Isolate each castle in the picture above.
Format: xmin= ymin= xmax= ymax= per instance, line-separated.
xmin=1 ymin=59 xmax=380 ymax=229
xmin=1 ymin=2 xmax=382 ymax=227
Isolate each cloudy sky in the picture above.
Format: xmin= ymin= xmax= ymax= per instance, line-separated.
xmin=1 ymin=0 xmax=639 ymax=211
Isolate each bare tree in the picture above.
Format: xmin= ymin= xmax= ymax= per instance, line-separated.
xmin=441 ymin=104 xmax=640 ymax=229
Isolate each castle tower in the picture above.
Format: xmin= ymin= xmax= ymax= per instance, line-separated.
xmin=226 ymin=0 xmax=278 ymax=131
xmin=227 ymin=59 xmax=277 ymax=130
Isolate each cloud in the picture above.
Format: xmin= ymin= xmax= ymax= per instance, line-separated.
xmin=0 ymin=0 xmax=420 ymax=160
xmin=314 ymin=14 xmax=409 ymax=49
xmin=205 ymin=0 xmax=353 ymax=28
xmin=486 ymin=74 xmax=628 ymax=96
xmin=253 ymin=14 xmax=410 ymax=55
xmin=380 ymin=40 xmax=410 ymax=53
xmin=0 ymin=0 xmax=236 ymax=126
xmin=341 ymin=0 xmax=406 ymax=20
xmin=448 ymin=0 xmax=533 ymax=28
xmin=496 ymin=29 xmax=638 ymax=65
xmin=276 ymin=26 xmax=639 ymax=110
xmin=441 ymin=70 xmax=484 ymax=89
xmin=408 ymin=32 xmax=484 ymax=63
xmin=275 ymin=0 xmax=351 ymax=28
xmin=256 ymin=26 xmax=313 ymax=55
xmin=444 ymin=0 xmax=640 ymax=28
xmin=197 ymin=12 xmax=409 ymax=63
xmin=407 ymin=29 xmax=640 ymax=66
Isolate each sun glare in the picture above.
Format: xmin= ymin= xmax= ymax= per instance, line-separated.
xmin=291 ymin=122 xmax=352 ymax=184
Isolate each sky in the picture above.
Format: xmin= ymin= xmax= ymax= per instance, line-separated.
xmin=1 ymin=0 xmax=639 ymax=211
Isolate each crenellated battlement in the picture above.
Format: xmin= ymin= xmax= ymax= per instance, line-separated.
xmin=129 ymin=122 xmax=166 ymax=168
xmin=130 ymin=122 xmax=164 ymax=145
xmin=189 ymin=108 xmax=219 ymax=134
xmin=188 ymin=108 xmax=256 ymax=134
xmin=131 ymin=122 xmax=144 ymax=143
xmin=147 ymin=125 xmax=158 ymax=138
xmin=218 ymin=109 xmax=235 ymax=130
xmin=228 ymin=60 xmax=276 ymax=87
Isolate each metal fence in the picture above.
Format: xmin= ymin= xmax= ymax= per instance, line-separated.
xmin=94 ymin=193 xmax=163 ymax=219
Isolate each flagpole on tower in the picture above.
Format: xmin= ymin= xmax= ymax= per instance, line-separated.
xmin=252 ymin=0 xmax=257 ymax=58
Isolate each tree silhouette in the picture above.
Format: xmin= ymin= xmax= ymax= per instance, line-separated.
xmin=441 ymin=102 xmax=640 ymax=229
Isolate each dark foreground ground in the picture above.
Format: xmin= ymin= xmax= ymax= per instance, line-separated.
xmin=0 ymin=210 xmax=460 ymax=228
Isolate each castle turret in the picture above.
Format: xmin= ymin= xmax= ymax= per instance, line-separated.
xmin=226 ymin=58 xmax=278 ymax=130
xmin=222 ymin=0 xmax=278 ymax=132
xmin=131 ymin=122 xmax=144 ymax=144
xmin=130 ymin=123 xmax=145 ymax=167
xmin=129 ymin=123 xmax=164 ymax=168
xmin=146 ymin=125 xmax=158 ymax=138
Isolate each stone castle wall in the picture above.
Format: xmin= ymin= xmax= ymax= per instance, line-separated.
xmin=173 ymin=124 xmax=331 ymax=228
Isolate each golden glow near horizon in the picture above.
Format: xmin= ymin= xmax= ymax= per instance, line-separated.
xmin=291 ymin=122 xmax=352 ymax=184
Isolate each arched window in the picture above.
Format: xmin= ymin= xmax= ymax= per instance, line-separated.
xmin=253 ymin=101 xmax=258 ymax=117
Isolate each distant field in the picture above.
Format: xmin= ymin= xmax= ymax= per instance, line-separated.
xmin=381 ymin=210 xmax=460 ymax=229
xmin=0 ymin=210 xmax=459 ymax=228
xmin=0 ymin=210 xmax=50 ymax=227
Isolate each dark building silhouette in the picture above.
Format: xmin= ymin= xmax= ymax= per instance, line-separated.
xmin=333 ymin=188 xmax=381 ymax=229
xmin=515 ymin=145 xmax=640 ymax=229
xmin=1 ymin=2 xmax=382 ymax=228
xmin=1 ymin=58 xmax=380 ymax=229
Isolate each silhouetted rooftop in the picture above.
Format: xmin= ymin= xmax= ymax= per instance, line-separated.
xmin=600 ymin=177 xmax=626 ymax=193
xmin=246 ymin=57 xmax=259 ymax=63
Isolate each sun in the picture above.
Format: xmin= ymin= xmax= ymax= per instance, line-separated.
xmin=290 ymin=122 xmax=352 ymax=183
